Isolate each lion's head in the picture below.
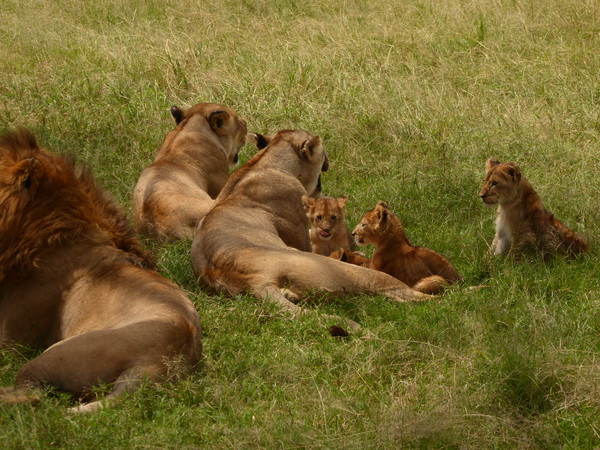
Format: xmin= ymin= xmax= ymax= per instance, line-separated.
xmin=478 ymin=158 xmax=523 ymax=206
xmin=0 ymin=128 xmax=152 ymax=280
xmin=170 ymin=103 xmax=248 ymax=166
xmin=352 ymin=201 xmax=394 ymax=246
xmin=302 ymin=195 xmax=348 ymax=241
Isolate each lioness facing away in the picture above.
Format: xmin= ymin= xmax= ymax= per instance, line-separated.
xmin=0 ymin=129 xmax=201 ymax=413
xmin=479 ymin=158 xmax=589 ymax=258
xmin=353 ymin=202 xmax=462 ymax=294
xmin=133 ymin=102 xmax=250 ymax=241
xmin=302 ymin=195 xmax=355 ymax=256
xmin=191 ymin=130 xmax=430 ymax=325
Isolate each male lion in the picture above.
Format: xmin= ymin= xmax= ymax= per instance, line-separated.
xmin=352 ymin=202 xmax=462 ymax=294
xmin=133 ymin=102 xmax=250 ymax=241
xmin=302 ymin=194 xmax=355 ymax=256
xmin=191 ymin=130 xmax=430 ymax=326
xmin=0 ymin=129 xmax=201 ymax=413
xmin=479 ymin=158 xmax=589 ymax=257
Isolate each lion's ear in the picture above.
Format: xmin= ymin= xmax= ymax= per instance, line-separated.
xmin=485 ymin=158 xmax=501 ymax=172
xmin=170 ymin=106 xmax=184 ymax=124
xmin=337 ymin=195 xmax=348 ymax=209
xmin=13 ymin=158 xmax=43 ymax=193
xmin=505 ymin=162 xmax=522 ymax=182
xmin=246 ymin=133 xmax=271 ymax=149
xmin=208 ymin=110 xmax=234 ymax=136
xmin=375 ymin=202 xmax=389 ymax=224
xmin=301 ymin=194 xmax=315 ymax=210
xmin=300 ymin=136 xmax=322 ymax=161
xmin=339 ymin=249 xmax=348 ymax=262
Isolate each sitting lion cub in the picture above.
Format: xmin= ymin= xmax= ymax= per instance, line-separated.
xmin=352 ymin=202 xmax=462 ymax=294
xmin=302 ymin=195 xmax=355 ymax=256
xmin=133 ymin=102 xmax=251 ymax=241
xmin=479 ymin=158 xmax=589 ymax=257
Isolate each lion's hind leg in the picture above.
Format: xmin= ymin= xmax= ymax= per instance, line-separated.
xmin=254 ymin=282 xmax=361 ymax=332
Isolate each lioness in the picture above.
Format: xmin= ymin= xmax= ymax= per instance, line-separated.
xmin=302 ymin=195 xmax=355 ymax=256
xmin=479 ymin=158 xmax=589 ymax=257
xmin=353 ymin=202 xmax=462 ymax=294
xmin=0 ymin=129 xmax=201 ymax=413
xmin=133 ymin=102 xmax=250 ymax=241
xmin=191 ymin=130 xmax=430 ymax=325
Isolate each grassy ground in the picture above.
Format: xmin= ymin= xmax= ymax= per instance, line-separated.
xmin=1 ymin=0 xmax=599 ymax=447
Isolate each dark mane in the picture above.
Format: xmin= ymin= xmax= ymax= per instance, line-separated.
xmin=0 ymin=128 xmax=154 ymax=280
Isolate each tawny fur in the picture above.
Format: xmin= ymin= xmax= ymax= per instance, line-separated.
xmin=0 ymin=129 xmax=201 ymax=413
xmin=479 ymin=158 xmax=589 ymax=258
xmin=132 ymin=102 xmax=251 ymax=241
xmin=191 ymin=130 xmax=431 ymax=330
xmin=302 ymin=195 xmax=355 ymax=256
xmin=352 ymin=202 xmax=462 ymax=294
xmin=328 ymin=248 xmax=371 ymax=268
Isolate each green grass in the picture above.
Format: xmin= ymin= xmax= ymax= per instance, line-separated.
xmin=1 ymin=0 xmax=599 ymax=447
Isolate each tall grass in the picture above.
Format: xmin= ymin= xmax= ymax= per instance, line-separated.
xmin=1 ymin=0 xmax=599 ymax=447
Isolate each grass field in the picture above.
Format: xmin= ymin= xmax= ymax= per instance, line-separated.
xmin=1 ymin=0 xmax=599 ymax=447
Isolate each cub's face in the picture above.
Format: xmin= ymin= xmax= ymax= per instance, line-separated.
xmin=302 ymin=195 xmax=348 ymax=241
xmin=352 ymin=201 xmax=390 ymax=246
xmin=479 ymin=158 xmax=522 ymax=206
xmin=352 ymin=209 xmax=380 ymax=246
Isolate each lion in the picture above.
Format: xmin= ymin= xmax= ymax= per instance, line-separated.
xmin=132 ymin=102 xmax=250 ymax=241
xmin=0 ymin=129 xmax=201 ymax=413
xmin=191 ymin=129 xmax=431 ymax=329
xmin=352 ymin=202 xmax=462 ymax=294
xmin=302 ymin=195 xmax=355 ymax=256
xmin=479 ymin=158 xmax=589 ymax=257
xmin=328 ymin=247 xmax=371 ymax=268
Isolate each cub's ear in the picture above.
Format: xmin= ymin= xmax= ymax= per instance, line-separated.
xmin=339 ymin=248 xmax=349 ymax=263
xmin=170 ymin=105 xmax=184 ymax=124
xmin=374 ymin=201 xmax=389 ymax=224
xmin=300 ymin=136 xmax=323 ymax=162
xmin=485 ymin=158 xmax=501 ymax=172
xmin=12 ymin=158 xmax=44 ymax=193
xmin=505 ymin=162 xmax=522 ymax=182
xmin=208 ymin=110 xmax=234 ymax=136
xmin=301 ymin=194 xmax=315 ymax=210
xmin=246 ymin=133 xmax=271 ymax=149
xmin=337 ymin=195 xmax=348 ymax=209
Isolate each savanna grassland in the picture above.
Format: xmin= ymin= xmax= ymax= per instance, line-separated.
xmin=1 ymin=0 xmax=599 ymax=447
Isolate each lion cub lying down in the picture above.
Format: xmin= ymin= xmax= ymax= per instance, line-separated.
xmin=479 ymin=158 xmax=589 ymax=257
xmin=352 ymin=202 xmax=462 ymax=294
xmin=191 ymin=130 xmax=430 ymax=328
xmin=302 ymin=195 xmax=355 ymax=256
xmin=0 ymin=129 xmax=201 ymax=413
xmin=133 ymin=102 xmax=250 ymax=241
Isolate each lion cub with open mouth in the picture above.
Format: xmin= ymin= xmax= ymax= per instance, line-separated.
xmin=302 ymin=195 xmax=355 ymax=256
xmin=479 ymin=158 xmax=589 ymax=258
xmin=352 ymin=202 xmax=462 ymax=294
xmin=133 ymin=102 xmax=251 ymax=241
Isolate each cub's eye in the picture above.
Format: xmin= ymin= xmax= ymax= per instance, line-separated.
xmin=490 ymin=180 xmax=499 ymax=187
xmin=361 ymin=223 xmax=367 ymax=228
xmin=316 ymin=215 xmax=322 ymax=220
xmin=331 ymin=215 xmax=337 ymax=220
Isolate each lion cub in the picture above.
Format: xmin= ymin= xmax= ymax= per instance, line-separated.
xmin=352 ymin=202 xmax=462 ymax=294
xmin=479 ymin=158 xmax=589 ymax=257
xmin=302 ymin=195 xmax=354 ymax=256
